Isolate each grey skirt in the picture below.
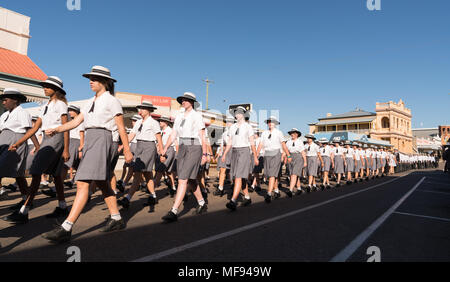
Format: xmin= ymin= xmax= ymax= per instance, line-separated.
xmin=169 ymin=158 xmax=177 ymax=173
xmin=230 ymin=147 xmax=252 ymax=179
xmin=133 ymin=140 xmax=156 ymax=172
xmin=30 ymin=133 xmax=64 ymax=177
xmin=264 ymin=151 xmax=282 ymax=178
xmin=376 ymin=158 xmax=382 ymax=169
xmin=307 ymin=156 xmax=319 ymax=177
xmin=64 ymin=138 xmax=81 ymax=169
xmin=345 ymin=157 xmax=354 ymax=173
xmin=322 ymin=156 xmax=331 ymax=172
xmin=177 ymin=144 xmax=202 ymax=180
xmin=356 ymin=160 xmax=363 ymax=171
xmin=334 ymin=155 xmax=345 ymax=174
xmin=124 ymin=142 xmax=137 ymax=168
xmin=156 ymin=146 xmax=176 ymax=173
xmin=0 ymin=130 xmax=28 ymax=178
xmin=26 ymin=144 xmax=36 ymax=171
xmin=371 ymin=158 xmax=377 ymax=171
xmin=217 ymin=147 xmax=232 ymax=169
xmin=75 ymin=128 xmax=112 ymax=182
xmin=289 ymin=152 xmax=304 ymax=176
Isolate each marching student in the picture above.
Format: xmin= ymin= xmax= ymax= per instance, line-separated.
xmin=344 ymin=141 xmax=355 ymax=185
xmin=375 ymin=146 xmax=382 ymax=177
xmin=25 ymin=116 xmax=41 ymax=173
xmin=319 ymin=138 xmax=333 ymax=189
xmin=160 ymin=92 xmax=208 ymax=222
xmin=358 ymin=143 xmax=367 ymax=181
xmin=61 ymin=105 xmax=85 ymax=189
xmin=196 ymin=119 xmax=213 ymax=202
xmin=256 ymin=116 xmax=291 ymax=203
xmin=213 ymin=117 xmax=234 ymax=197
xmin=221 ymin=106 xmax=258 ymax=210
xmin=117 ymin=101 xmax=163 ymax=209
xmin=332 ymin=138 xmax=346 ymax=187
xmin=154 ymin=116 xmax=177 ymax=197
xmin=0 ymin=89 xmax=38 ymax=210
xmin=352 ymin=142 xmax=363 ymax=182
xmin=285 ymin=128 xmax=307 ymax=196
xmin=304 ymin=134 xmax=323 ymax=192
xmin=380 ymin=147 xmax=388 ymax=176
xmin=388 ymin=150 xmax=397 ymax=175
xmin=118 ymin=114 xmax=141 ymax=190
xmin=40 ymin=66 xmax=133 ymax=243
xmin=250 ymin=130 xmax=264 ymax=192
xmin=4 ymin=77 xmax=70 ymax=223
xmin=370 ymin=146 xmax=378 ymax=178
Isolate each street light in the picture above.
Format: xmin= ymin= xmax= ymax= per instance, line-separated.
xmin=202 ymin=77 xmax=214 ymax=110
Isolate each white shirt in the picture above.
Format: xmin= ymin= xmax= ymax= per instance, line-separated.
xmin=261 ymin=128 xmax=284 ymax=152
xmin=381 ymin=151 xmax=387 ymax=158
xmin=161 ymin=126 xmax=175 ymax=147
xmin=358 ymin=149 xmax=365 ymax=160
xmin=173 ymin=109 xmax=205 ymax=142
xmin=372 ymin=150 xmax=377 ymax=158
xmin=320 ymin=145 xmax=333 ymax=157
xmin=344 ymin=147 xmax=354 ymax=158
xmin=0 ymin=106 xmax=32 ymax=133
xmin=365 ymin=149 xmax=372 ymax=158
xmin=354 ymin=149 xmax=361 ymax=160
xmin=376 ymin=151 xmax=382 ymax=158
xmin=286 ymin=138 xmax=306 ymax=154
xmin=39 ymin=100 xmax=68 ymax=130
xmin=305 ymin=142 xmax=320 ymax=157
xmin=69 ymin=121 xmax=85 ymax=140
xmin=254 ymin=137 xmax=264 ymax=156
xmin=228 ymin=122 xmax=254 ymax=148
xmin=333 ymin=146 xmax=346 ymax=156
xmin=132 ymin=116 xmax=161 ymax=142
xmin=82 ymin=91 xmax=123 ymax=132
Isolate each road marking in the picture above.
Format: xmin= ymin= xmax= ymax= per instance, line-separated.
xmin=393 ymin=211 xmax=450 ymax=223
xmin=132 ymin=174 xmax=410 ymax=262
xmin=330 ymin=176 xmax=426 ymax=262
xmin=416 ymin=190 xmax=450 ymax=196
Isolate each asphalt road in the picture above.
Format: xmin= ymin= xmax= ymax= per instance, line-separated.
xmin=0 ymin=164 xmax=449 ymax=262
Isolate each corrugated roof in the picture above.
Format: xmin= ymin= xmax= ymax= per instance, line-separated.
xmin=0 ymin=47 xmax=47 ymax=81
xmin=314 ymin=117 xmax=375 ymax=126
xmin=319 ymin=109 xmax=376 ymax=120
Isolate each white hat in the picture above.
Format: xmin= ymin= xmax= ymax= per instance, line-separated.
xmin=83 ymin=65 xmax=117 ymax=82
xmin=136 ymin=101 xmax=157 ymax=111
xmin=176 ymin=92 xmax=200 ymax=108
xmin=38 ymin=76 xmax=66 ymax=95
xmin=265 ymin=116 xmax=280 ymax=125
xmin=230 ymin=106 xmax=250 ymax=118
xmin=131 ymin=114 xmax=142 ymax=121
xmin=288 ymin=128 xmax=302 ymax=136
xmin=1 ymin=88 xmax=27 ymax=103
xmin=68 ymin=105 xmax=81 ymax=113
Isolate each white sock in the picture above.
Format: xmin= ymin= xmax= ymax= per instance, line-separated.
xmin=125 ymin=194 xmax=132 ymax=201
xmin=198 ymin=199 xmax=205 ymax=206
xmin=274 ymin=189 xmax=280 ymax=193
xmin=152 ymin=193 xmax=156 ymax=198
xmin=111 ymin=213 xmax=121 ymax=221
xmin=58 ymin=201 xmax=67 ymax=209
xmin=218 ymin=186 xmax=223 ymax=191
xmin=267 ymin=192 xmax=272 ymax=196
xmin=19 ymin=205 xmax=29 ymax=215
xmin=251 ymin=185 xmax=255 ymax=189
xmin=244 ymin=195 xmax=250 ymax=200
xmin=114 ymin=190 xmax=118 ymax=195
xmin=172 ymin=186 xmax=177 ymax=191
xmin=313 ymin=184 xmax=317 ymax=187
xmin=171 ymin=207 xmax=178 ymax=215
xmin=231 ymin=198 xmax=236 ymax=203
xmin=61 ymin=220 xmax=73 ymax=231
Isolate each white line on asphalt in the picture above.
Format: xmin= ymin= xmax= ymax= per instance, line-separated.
xmin=330 ymin=177 xmax=426 ymax=262
xmin=416 ymin=190 xmax=450 ymax=196
xmin=132 ymin=174 xmax=410 ymax=262
xmin=393 ymin=211 xmax=450 ymax=222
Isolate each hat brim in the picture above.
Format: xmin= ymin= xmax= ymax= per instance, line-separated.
xmin=305 ymin=135 xmax=316 ymax=140
xmin=68 ymin=107 xmax=80 ymax=113
xmin=38 ymin=81 xmax=66 ymax=95
xmin=265 ymin=119 xmax=280 ymax=125
xmin=158 ymin=118 xmax=173 ymax=124
xmin=288 ymin=130 xmax=301 ymax=136
xmin=230 ymin=109 xmax=250 ymax=118
xmin=136 ymin=105 xmax=157 ymax=111
xmin=83 ymin=73 xmax=117 ymax=83
xmin=1 ymin=94 xmax=27 ymax=103
xmin=176 ymin=96 xmax=200 ymax=108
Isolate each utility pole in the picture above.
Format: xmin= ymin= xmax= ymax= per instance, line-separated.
xmin=202 ymin=77 xmax=214 ymax=110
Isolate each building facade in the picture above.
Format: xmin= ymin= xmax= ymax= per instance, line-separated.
xmin=309 ymin=100 xmax=413 ymax=153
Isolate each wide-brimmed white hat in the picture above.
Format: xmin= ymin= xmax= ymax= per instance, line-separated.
xmin=1 ymin=88 xmax=27 ymax=103
xmin=265 ymin=116 xmax=280 ymax=125
xmin=136 ymin=101 xmax=157 ymax=111
xmin=68 ymin=105 xmax=81 ymax=113
xmin=38 ymin=76 xmax=66 ymax=95
xmin=305 ymin=134 xmax=316 ymax=140
xmin=176 ymin=92 xmax=200 ymax=108
xmin=158 ymin=116 xmax=173 ymax=124
xmin=229 ymin=106 xmax=250 ymax=119
xmin=131 ymin=114 xmax=142 ymax=121
xmin=83 ymin=65 xmax=117 ymax=82
xmin=288 ymin=128 xmax=302 ymax=136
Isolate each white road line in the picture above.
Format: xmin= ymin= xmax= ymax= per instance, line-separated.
xmin=329 ymin=176 xmax=426 ymax=262
xmin=393 ymin=211 xmax=450 ymax=222
xmin=416 ymin=190 xmax=450 ymax=196
xmin=132 ymin=174 xmax=410 ymax=262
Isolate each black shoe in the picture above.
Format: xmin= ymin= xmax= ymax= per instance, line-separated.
xmin=306 ymin=186 xmax=312 ymax=193
xmin=183 ymin=194 xmax=189 ymax=202
xmin=359 ymin=178 xmax=363 ymax=183
xmin=274 ymin=191 xmax=281 ymax=199
xmin=321 ymin=184 xmax=325 ymax=191
xmin=144 ymin=196 xmax=157 ymax=207
xmin=9 ymin=200 xmax=33 ymax=211
xmin=42 ymin=225 xmax=72 ymax=243
xmin=295 ymin=189 xmax=303 ymax=196
xmin=5 ymin=184 xmax=17 ymax=192
xmin=336 ymin=183 xmax=341 ymax=188
xmin=46 ymin=207 xmax=69 ymax=218
xmin=162 ymin=211 xmax=178 ymax=222
xmin=42 ymin=189 xmax=57 ymax=198
xmin=226 ymin=200 xmax=237 ymax=211
xmin=265 ymin=194 xmax=272 ymax=203
xmin=255 ymin=186 xmax=262 ymax=192
xmin=168 ymin=187 xmax=175 ymax=197
xmin=248 ymin=186 xmax=254 ymax=193
xmin=241 ymin=198 xmax=252 ymax=207
xmin=116 ymin=182 xmax=125 ymax=193
xmin=213 ymin=188 xmax=225 ymax=197
xmin=118 ymin=197 xmax=130 ymax=209
xmin=286 ymin=190 xmax=293 ymax=198
xmin=201 ymin=191 xmax=208 ymax=200
xmin=101 ymin=218 xmax=126 ymax=232
xmin=194 ymin=204 xmax=207 ymax=215
xmin=313 ymin=186 xmax=318 ymax=192
xmin=346 ymin=181 xmax=352 ymax=185
xmin=3 ymin=210 xmax=28 ymax=224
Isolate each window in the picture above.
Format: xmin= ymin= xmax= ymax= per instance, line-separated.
xmin=381 ymin=117 xmax=390 ymax=129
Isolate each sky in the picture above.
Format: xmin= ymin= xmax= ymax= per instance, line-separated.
xmin=2 ymin=0 xmax=449 ymax=133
